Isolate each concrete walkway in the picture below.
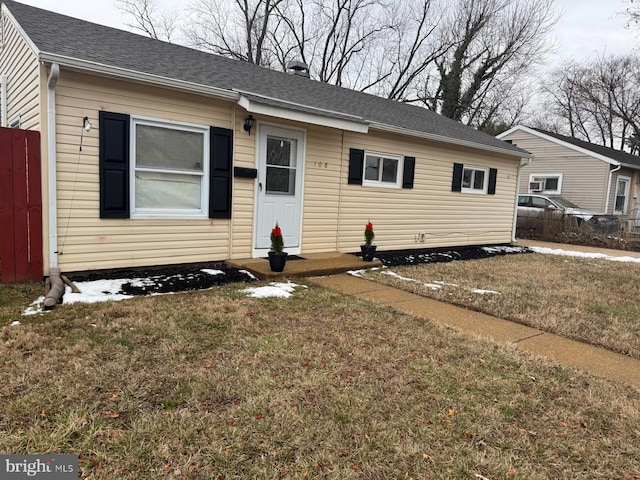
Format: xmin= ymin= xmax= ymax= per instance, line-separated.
xmin=309 ymin=263 xmax=640 ymax=390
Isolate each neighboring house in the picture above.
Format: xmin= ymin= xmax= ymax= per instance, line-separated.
xmin=0 ymin=0 xmax=530 ymax=276
xmin=498 ymin=126 xmax=640 ymax=227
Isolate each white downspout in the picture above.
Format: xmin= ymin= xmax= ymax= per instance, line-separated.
xmin=512 ymin=157 xmax=531 ymax=243
xmin=0 ymin=75 xmax=7 ymax=127
xmin=47 ymin=63 xmax=59 ymax=269
xmin=604 ymin=164 xmax=622 ymax=214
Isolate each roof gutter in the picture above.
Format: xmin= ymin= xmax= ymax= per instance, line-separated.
xmin=369 ymin=122 xmax=532 ymax=159
xmin=47 ymin=63 xmax=60 ymax=270
xmin=39 ymin=52 xmax=239 ymax=102
xmin=604 ymin=164 xmax=622 ymax=214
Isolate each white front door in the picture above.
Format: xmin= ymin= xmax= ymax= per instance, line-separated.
xmin=255 ymin=125 xmax=305 ymax=255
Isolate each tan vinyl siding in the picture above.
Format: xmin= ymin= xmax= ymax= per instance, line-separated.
xmin=300 ymin=126 xmax=342 ymax=252
xmin=0 ymin=10 xmax=40 ymax=129
xmin=55 ymin=71 xmax=234 ymax=272
xmin=502 ymin=130 xmax=611 ymax=212
xmin=607 ymin=167 xmax=635 ymax=215
xmin=337 ymin=130 xmax=518 ymax=251
xmin=230 ymin=106 xmax=257 ymax=258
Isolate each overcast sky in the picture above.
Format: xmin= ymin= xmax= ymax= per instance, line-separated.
xmin=14 ymin=0 xmax=639 ymax=69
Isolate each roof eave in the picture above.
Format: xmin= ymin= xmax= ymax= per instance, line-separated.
xmin=39 ymin=52 xmax=239 ymax=102
xmin=371 ymin=122 xmax=533 ymax=159
xmin=498 ymin=125 xmax=620 ymax=166
xmin=237 ymin=92 xmax=369 ymax=133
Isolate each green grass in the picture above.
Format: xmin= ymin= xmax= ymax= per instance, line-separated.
xmin=1 ymin=281 xmax=639 ymax=478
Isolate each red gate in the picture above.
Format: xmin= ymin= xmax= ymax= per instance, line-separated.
xmin=0 ymin=127 xmax=43 ymax=283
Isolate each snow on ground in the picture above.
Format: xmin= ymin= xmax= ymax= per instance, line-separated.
xmin=241 ymin=281 xmax=307 ymax=298
xmin=350 ymin=244 xmax=640 ymax=297
xmin=22 ymin=268 xmax=256 ymax=316
xmin=350 ymin=268 xmax=502 ymax=295
xmin=18 ymin=244 xmax=639 ymax=317
xmin=529 ymin=246 xmax=640 ymax=263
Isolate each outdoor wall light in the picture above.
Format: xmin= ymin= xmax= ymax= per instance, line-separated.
xmin=83 ymin=116 xmax=93 ymax=132
xmin=243 ymin=114 xmax=255 ymax=135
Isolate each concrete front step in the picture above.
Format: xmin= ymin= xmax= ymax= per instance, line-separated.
xmin=226 ymin=252 xmax=382 ymax=280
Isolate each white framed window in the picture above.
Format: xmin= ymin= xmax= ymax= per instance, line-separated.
xmin=363 ymin=151 xmax=403 ymax=188
xmin=462 ymin=165 xmax=488 ymax=194
xmin=130 ymin=116 xmax=209 ymax=218
xmin=614 ymin=176 xmax=631 ymax=215
xmin=528 ymin=174 xmax=562 ymax=194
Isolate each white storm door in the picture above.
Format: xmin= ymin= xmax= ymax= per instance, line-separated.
xmin=255 ymin=125 xmax=304 ymax=252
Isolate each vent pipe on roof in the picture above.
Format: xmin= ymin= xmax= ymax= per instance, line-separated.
xmin=287 ymin=60 xmax=310 ymax=78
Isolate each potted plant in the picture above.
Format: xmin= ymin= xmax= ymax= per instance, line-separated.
xmin=360 ymin=221 xmax=377 ymax=261
xmin=268 ymin=223 xmax=288 ymax=272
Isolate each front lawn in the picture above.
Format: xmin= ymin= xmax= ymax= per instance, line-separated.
xmin=1 ymin=282 xmax=639 ymax=478
xmin=358 ymin=253 xmax=640 ymax=358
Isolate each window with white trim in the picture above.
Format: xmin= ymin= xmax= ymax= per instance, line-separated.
xmin=131 ymin=117 xmax=209 ymax=217
xmin=363 ymin=151 xmax=403 ymax=188
xmin=462 ymin=165 xmax=488 ymax=193
xmin=528 ymin=174 xmax=562 ymax=194
xmin=614 ymin=176 xmax=631 ymax=214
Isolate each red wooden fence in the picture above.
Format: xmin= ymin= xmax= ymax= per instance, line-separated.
xmin=0 ymin=127 xmax=43 ymax=283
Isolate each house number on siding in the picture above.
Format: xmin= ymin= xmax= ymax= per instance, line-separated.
xmin=415 ymin=233 xmax=427 ymax=243
xmin=313 ymin=161 xmax=329 ymax=168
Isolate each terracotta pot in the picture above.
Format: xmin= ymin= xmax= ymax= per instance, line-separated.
xmin=268 ymin=251 xmax=288 ymax=272
xmin=360 ymin=244 xmax=377 ymax=261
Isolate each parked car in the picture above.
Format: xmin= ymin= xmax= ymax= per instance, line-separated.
xmin=517 ymin=194 xmax=620 ymax=233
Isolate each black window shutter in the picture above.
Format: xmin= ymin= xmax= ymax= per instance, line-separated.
xmin=488 ymin=168 xmax=497 ymax=195
xmin=209 ymin=127 xmax=233 ymax=219
xmin=348 ymin=148 xmax=364 ymax=185
xmin=99 ymin=111 xmax=130 ymax=218
xmin=402 ymin=156 xmax=415 ymax=189
xmin=451 ymin=163 xmax=463 ymax=192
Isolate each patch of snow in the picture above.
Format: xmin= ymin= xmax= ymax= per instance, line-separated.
xmin=381 ymin=270 xmax=420 ymax=283
xmin=530 ymin=246 xmax=640 ymax=263
xmin=241 ymin=281 xmax=307 ymax=299
xmin=10 ymin=320 xmax=21 ymax=326
xmin=433 ymin=280 xmax=459 ymax=287
xmin=472 ymin=289 xmax=501 ymax=295
xmin=482 ymin=246 xmax=528 ymax=254
xmin=347 ymin=269 xmax=368 ymax=277
xmin=22 ymin=296 xmax=45 ymax=316
xmin=239 ymin=270 xmax=258 ymax=280
xmin=63 ymin=279 xmax=135 ymax=305
xmin=128 ymin=278 xmax=157 ymax=288
xmin=201 ymin=269 xmax=225 ymax=276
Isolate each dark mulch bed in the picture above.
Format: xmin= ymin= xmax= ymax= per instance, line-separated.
xmin=68 ymin=263 xmax=257 ymax=296
xmin=65 ymin=245 xmax=533 ymax=297
xmin=357 ymin=244 xmax=533 ymax=267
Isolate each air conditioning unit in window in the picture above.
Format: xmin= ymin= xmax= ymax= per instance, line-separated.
xmin=529 ymin=181 xmax=544 ymax=192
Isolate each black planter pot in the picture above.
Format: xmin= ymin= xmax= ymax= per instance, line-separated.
xmin=360 ymin=244 xmax=377 ymax=261
xmin=268 ymin=251 xmax=288 ymax=272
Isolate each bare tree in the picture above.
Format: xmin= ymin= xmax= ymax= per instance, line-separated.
xmin=417 ymin=0 xmax=557 ymax=126
xmin=116 ymin=0 xmax=558 ymax=129
xmin=115 ymin=0 xmax=181 ymax=42
xmin=182 ymin=0 xmax=286 ymax=66
xmin=538 ymin=54 xmax=640 ymax=152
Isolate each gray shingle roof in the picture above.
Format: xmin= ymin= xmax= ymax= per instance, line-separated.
xmin=3 ymin=0 xmax=529 ymax=157
xmin=532 ymin=128 xmax=640 ymax=169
